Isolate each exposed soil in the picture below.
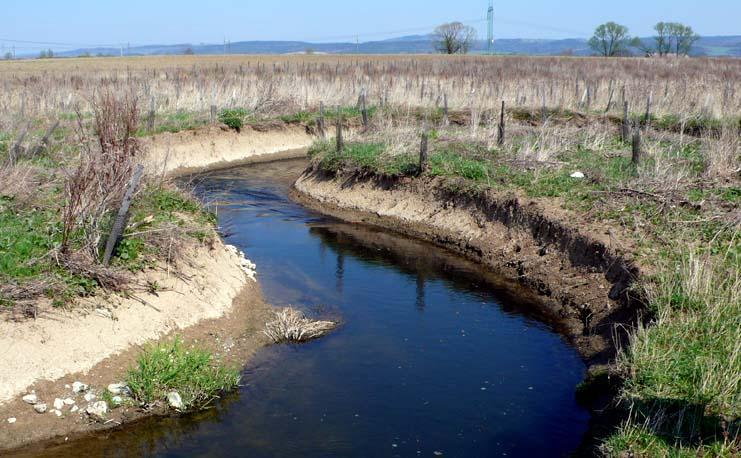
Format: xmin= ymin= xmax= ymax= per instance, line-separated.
xmin=0 ymin=277 xmax=273 ymax=455
xmin=0 ymin=127 xmax=316 ymax=452
xmin=142 ymin=124 xmax=313 ymax=177
xmin=292 ymin=167 xmax=645 ymax=366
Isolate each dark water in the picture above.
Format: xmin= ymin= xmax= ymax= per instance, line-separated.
xmin=29 ymin=159 xmax=589 ymax=457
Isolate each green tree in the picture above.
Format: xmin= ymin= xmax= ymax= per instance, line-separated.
xmin=668 ymin=23 xmax=700 ymax=55
xmin=433 ymin=22 xmax=477 ymax=55
xmin=653 ymin=22 xmax=672 ymax=56
xmin=588 ymin=22 xmax=632 ymax=57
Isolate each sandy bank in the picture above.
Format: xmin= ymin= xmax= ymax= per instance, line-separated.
xmin=292 ymin=168 xmax=643 ymax=364
xmin=142 ymin=124 xmax=313 ymax=177
xmin=1 ymin=126 xmax=316 ymax=451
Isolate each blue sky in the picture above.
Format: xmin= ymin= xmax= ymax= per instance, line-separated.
xmin=1 ymin=0 xmax=738 ymax=50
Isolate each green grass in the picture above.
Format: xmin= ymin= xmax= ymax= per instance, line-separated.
xmin=125 ymin=337 xmax=240 ymax=411
xmin=137 ymin=111 xmax=208 ymax=136
xmin=281 ymin=105 xmax=378 ymax=125
xmin=218 ymin=108 xmax=249 ymax=131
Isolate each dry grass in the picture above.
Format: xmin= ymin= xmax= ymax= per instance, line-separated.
xmin=0 ymin=55 xmax=739 ymax=129
xmin=263 ymin=308 xmax=338 ymax=343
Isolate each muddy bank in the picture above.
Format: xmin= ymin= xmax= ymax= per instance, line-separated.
xmin=292 ymin=167 xmax=644 ymax=365
xmin=142 ymin=124 xmax=313 ymax=177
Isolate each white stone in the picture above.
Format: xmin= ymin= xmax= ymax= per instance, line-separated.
xmin=85 ymin=401 xmax=108 ymax=421
xmin=53 ymin=398 xmax=65 ymax=410
xmin=34 ymin=403 xmax=48 ymax=414
xmin=84 ymin=392 xmax=96 ymax=402
xmin=70 ymin=405 xmax=79 ymax=413
xmin=72 ymin=382 xmax=88 ymax=393
xmin=53 ymin=409 xmax=63 ymax=417
xmin=22 ymin=394 xmax=38 ymax=405
xmin=63 ymin=398 xmax=76 ymax=406
xmin=7 ymin=418 xmax=16 ymax=424
xmin=111 ymin=396 xmax=123 ymax=406
xmin=107 ymin=383 xmax=126 ymax=395
xmin=167 ymin=392 xmax=184 ymax=410
xmin=570 ymin=171 xmax=585 ymax=179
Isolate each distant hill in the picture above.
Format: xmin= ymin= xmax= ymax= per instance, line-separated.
xmin=52 ymin=34 xmax=741 ymax=58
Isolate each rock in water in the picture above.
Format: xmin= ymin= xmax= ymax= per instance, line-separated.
xmin=72 ymin=382 xmax=88 ymax=393
xmin=53 ymin=398 xmax=65 ymax=410
xmin=167 ymin=392 xmax=184 ymax=410
xmin=34 ymin=403 xmax=48 ymax=414
xmin=85 ymin=401 xmax=108 ymax=421
xmin=22 ymin=394 xmax=38 ymax=405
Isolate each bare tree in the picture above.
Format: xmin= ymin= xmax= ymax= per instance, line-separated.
xmin=588 ymin=22 xmax=632 ymax=57
xmin=433 ymin=22 xmax=477 ymax=55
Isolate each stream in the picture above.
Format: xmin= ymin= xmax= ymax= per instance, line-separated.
xmin=34 ymin=158 xmax=590 ymax=457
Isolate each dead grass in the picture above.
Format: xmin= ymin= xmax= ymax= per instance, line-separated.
xmin=263 ymin=308 xmax=338 ymax=343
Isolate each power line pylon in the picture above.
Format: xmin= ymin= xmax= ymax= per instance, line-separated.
xmin=487 ymin=0 xmax=494 ymax=55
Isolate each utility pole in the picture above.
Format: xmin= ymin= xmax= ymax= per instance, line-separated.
xmin=487 ymin=0 xmax=494 ymax=55
xmin=356 ymin=35 xmax=359 ymax=54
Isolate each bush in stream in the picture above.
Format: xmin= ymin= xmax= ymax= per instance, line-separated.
xmin=126 ymin=337 xmax=240 ymax=411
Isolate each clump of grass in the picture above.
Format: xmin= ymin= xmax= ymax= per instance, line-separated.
xmin=264 ymin=308 xmax=338 ymax=343
xmin=125 ymin=337 xmax=240 ymax=411
xmin=218 ymin=108 xmax=249 ymax=131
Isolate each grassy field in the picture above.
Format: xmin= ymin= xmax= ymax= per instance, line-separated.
xmin=0 ymin=54 xmax=738 ymax=455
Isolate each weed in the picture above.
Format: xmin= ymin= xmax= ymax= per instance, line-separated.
xmin=218 ymin=108 xmax=249 ymax=131
xmin=125 ymin=337 xmax=240 ymax=411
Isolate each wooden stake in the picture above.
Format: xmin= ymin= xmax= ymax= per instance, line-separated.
xmin=318 ymin=102 xmax=326 ymax=139
xmin=419 ymin=126 xmax=428 ymax=174
xmin=497 ymin=100 xmax=505 ymax=147
xmin=442 ymin=93 xmax=449 ymax=126
xmin=336 ymin=106 xmax=344 ymax=154
xmin=103 ymin=164 xmax=144 ymax=265
xmin=210 ymin=104 xmax=217 ymax=125
xmin=147 ymin=96 xmax=156 ymax=131
xmin=632 ymin=123 xmax=642 ymax=166
xmin=622 ymin=101 xmax=630 ymax=143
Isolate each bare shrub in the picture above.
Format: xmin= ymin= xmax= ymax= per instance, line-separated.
xmin=61 ymin=90 xmax=142 ymax=257
xmin=263 ymin=308 xmax=337 ymax=343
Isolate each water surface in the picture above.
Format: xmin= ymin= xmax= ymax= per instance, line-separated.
xmin=32 ymin=159 xmax=589 ymax=457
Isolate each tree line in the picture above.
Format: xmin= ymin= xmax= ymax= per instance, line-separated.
xmin=589 ymin=21 xmax=699 ymax=57
xmin=432 ymin=20 xmax=700 ymax=58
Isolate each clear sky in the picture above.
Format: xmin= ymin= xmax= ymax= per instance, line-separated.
xmin=1 ymin=0 xmax=738 ymax=51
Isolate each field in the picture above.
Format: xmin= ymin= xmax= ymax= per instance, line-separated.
xmin=0 ymin=54 xmax=739 ymax=456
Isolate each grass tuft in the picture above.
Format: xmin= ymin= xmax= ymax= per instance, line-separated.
xmin=126 ymin=337 xmax=240 ymax=411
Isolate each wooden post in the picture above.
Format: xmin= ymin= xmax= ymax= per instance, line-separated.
xmin=497 ymin=100 xmax=505 ymax=147
xmin=644 ymin=91 xmax=652 ymax=128
xmin=442 ymin=93 xmax=449 ymax=126
xmin=103 ymin=164 xmax=144 ymax=265
xmin=419 ymin=126 xmax=428 ymax=174
xmin=30 ymin=120 xmax=59 ymax=157
xmin=360 ymin=90 xmax=369 ymax=130
xmin=318 ymin=102 xmax=326 ymax=139
xmin=632 ymin=123 xmax=642 ymax=166
xmin=541 ymin=88 xmax=547 ymax=124
xmin=210 ymin=104 xmax=217 ymax=125
xmin=147 ymin=96 xmax=156 ymax=131
xmin=605 ymin=80 xmax=615 ymax=113
xmin=622 ymin=101 xmax=630 ymax=143
xmin=336 ymin=106 xmax=344 ymax=154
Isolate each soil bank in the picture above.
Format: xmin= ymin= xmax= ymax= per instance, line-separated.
xmin=0 ymin=126 xmax=313 ymax=453
xmin=291 ymin=166 xmax=644 ymax=365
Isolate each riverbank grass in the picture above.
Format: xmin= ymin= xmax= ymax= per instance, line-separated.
xmin=126 ymin=338 xmax=240 ymax=411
